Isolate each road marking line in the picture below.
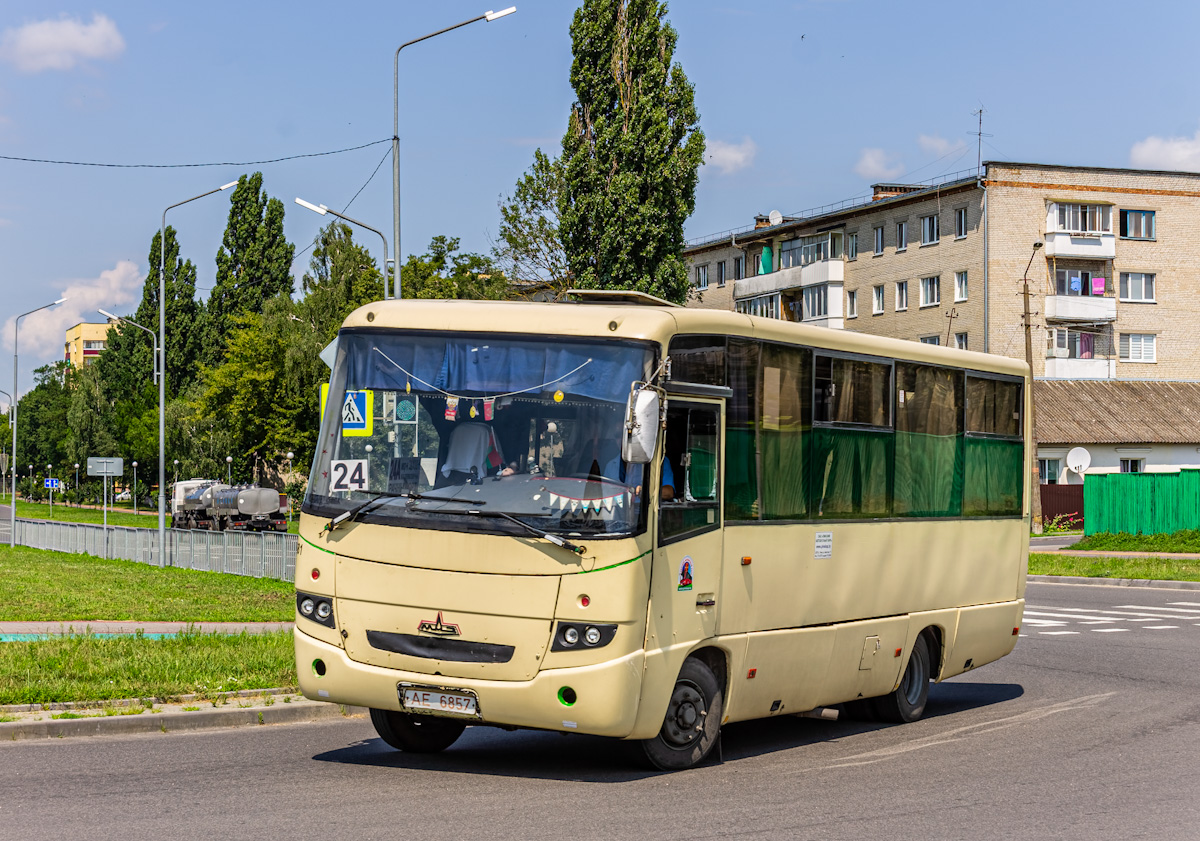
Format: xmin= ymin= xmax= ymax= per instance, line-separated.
xmin=1022 ymin=618 xmax=1068 ymax=626
xmin=1029 ymin=606 xmax=1179 ymax=619
xmin=1078 ymin=620 xmax=1117 ymax=624
xmin=1116 ymin=605 xmax=1200 ymax=614
xmin=1168 ymin=602 xmax=1200 ymax=608
xmin=1144 ymin=625 xmax=1178 ymax=629
xmin=1038 ymin=631 xmax=1079 ymax=635
xmin=1092 ymin=628 xmax=1130 ymax=633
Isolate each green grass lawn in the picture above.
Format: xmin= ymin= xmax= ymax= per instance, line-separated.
xmin=1071 ymin=529 xmax=1200 ymax=554
xmin=0 ymin=545 xmax=294 ymax=622
xmin=1029 ymin=552 xmax=1200 ymax=582
xmin=0 ymin=630 xmax=295 ymax=705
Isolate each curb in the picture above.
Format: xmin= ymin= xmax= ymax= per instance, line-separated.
xmin=1029 ymin=574 xmax=1200 ymax=590
xmin=0 ymin=695 xmax=366 ymax=742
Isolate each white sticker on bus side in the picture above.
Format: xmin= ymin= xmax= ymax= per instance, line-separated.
xmin=815 ymin=532 xmax=833 ymax=559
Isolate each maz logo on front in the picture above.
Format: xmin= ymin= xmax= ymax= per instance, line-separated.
xmin=417 ymin=612 xmax=461 ymax=637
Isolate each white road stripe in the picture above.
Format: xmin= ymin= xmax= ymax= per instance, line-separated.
xmin=1022 ymin=618 xmax=1068 ymax=626
xmin=1168 ymin=602 xmax=1200 ymax=608
xmin=1030 ymin=607 xmax=1179 ymax=619
xmin=1039 ymin=631 xmax=1080 ymax=635
xmin=1115 ymin=605 xmax=1200 ymax=614
xmin=1092 ymin=628 xmax=1130 ymax=633
xmin=1144 ymin=626 xmax=1179 ymax=629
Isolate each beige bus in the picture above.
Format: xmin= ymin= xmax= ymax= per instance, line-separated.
xmin=294 ymin=292 xmax=1029 ymax=770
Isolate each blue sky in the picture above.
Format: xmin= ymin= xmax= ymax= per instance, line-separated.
xmin=1 ymin=0 xmax=1198 ymax=392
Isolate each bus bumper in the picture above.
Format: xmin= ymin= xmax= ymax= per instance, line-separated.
xmin=295 ymin=628 xmax=646 ymax=738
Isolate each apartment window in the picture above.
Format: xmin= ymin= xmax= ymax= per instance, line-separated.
xmin=1039 ymin=459 xmax=1062 ymax=485
xmin=846 ymin=290 xmax=858 ymax=318
xmin=83 ymin=340 xmax=106 ymax=350
xmin=736 ymin=294 xmax=782 ymax=319
xmin=847 ymin=233 xmax=858 ymax=260
xmin=954 ymin=332 xmax=968 ymax=350
xmin=695 ymin=264 xmax=709 ymax=290
xmin=733 ymin=255 xmax=745 ymax=280
xmin=954 ymin=270 xmax=968 ymax=301
xmin=1119 ymin=209 xmax=1156 ymax=240
xmin=1119 ymin=333 xmax=1156 ymax=362
xmin=955 ymin=207 xmax=968 ymax=238
xmin=895 ymin=280 xmax=908 ymax=311
xmin=920 ymin=276 xmax=941 ymax=307
xmin=920 ymin=214 xmax=939 ymax=245
xmin=717 ymin=261 xmax=726 ymax=287
xmin=1047 ymin=328 xmax=1111 ymax=360
xmin=896 ymin=221 xmax=908 ymax=251
xmin=780 ymin=238 xmax=802 ymax=269
xmin=1120 ymin=458 xmax=1144 ymax=474
xmin=802 ymin=284 xmax=828 ymax=320
xmin=919 ymin=335 xmax=940 ymax=345
xmin=873 ymin=285 xmax=885 ymax=314
xmin=873 ymin=226 xmax=884 ymax=255
xmin=1119 ymin=272 xmax=1155 ymax=302
xmin=1056 ymin=269 xmax=1107 ymax=297
xmin=1055 ymin=203 xmax=1112 ymax=234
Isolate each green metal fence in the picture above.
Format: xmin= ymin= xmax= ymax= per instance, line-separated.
xmin=1084 ymin=469 xmax=1200 ymax=536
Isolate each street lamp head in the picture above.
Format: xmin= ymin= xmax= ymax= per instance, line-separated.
xmin=132 ymin=461 xmax=138 ymax=468
xmin=52 ymin=297 xmax=67 ymax=306
xmin=219 ymin=181 xmax=239 ymax=191
xmin=286 ymin=452 xmax=294 ymax=460
xmin=74 ymin=463 xmax=79 ymax=469
xmin=226 ymin=456 xmax=233 ymax=464
xmin=294 ymin=197 xmax=328 ymax=216
xmin=485 ymin=6 xmax=516 ymax=21
xmin=1033 ymin=241 xmax=1043 ymax=250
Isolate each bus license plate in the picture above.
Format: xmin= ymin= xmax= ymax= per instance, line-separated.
xmin=400 ymin=686 xmax=479 ymax=717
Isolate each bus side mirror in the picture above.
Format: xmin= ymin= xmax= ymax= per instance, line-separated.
xmin=621 ymin=386 xmax=661 ymax=465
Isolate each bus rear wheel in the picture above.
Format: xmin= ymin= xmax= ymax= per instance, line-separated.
xmin=641 ymin=658 xmax=723 ymax=771
xmin=369 ymin=708 xmax=466 ymax=753
xmin=872 ymin=634 xmax=932 ymax=723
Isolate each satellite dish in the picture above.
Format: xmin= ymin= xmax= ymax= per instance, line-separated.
xmin=768 ymin=210 xmax=783 ymax=227
xmin=1066 ymin=447 xmax=1092 ymax=474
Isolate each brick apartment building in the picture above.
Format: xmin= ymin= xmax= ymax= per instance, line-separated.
xmin=684 ymin=161 xmax=1200 ymax=482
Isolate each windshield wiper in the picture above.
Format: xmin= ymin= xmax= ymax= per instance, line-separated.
xmin=414 ymin=507 xmax=584 ymax=555
xmin=326 ymin=491 xmax=483 ymax=532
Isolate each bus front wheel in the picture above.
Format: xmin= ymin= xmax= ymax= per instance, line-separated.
xmin=641 ymin=658 xmax=724 ymax=771
xmin=872 ymin=634 xmax=932 ymax=723
xmin=369 ymin=708 xmax=466 ymax=753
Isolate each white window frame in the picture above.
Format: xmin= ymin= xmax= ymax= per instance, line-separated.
xmin=1119 ymin=333 xmax=1156 ymax=362
xmin=733 ymin=255 xmax=745 ymax=280
xmin=695 ymin=264 xmax=709 ymax=290
xmin=920 ymin=214 xmax=939 ymax=245
xmin=920 ymin=275 xmax=941 ymax=307
xmin=846 ymin=289 xmax=857 ymax=318
xmin=1119 ymin=209 xmax=1156 ymax=240
xmin=954 ymin=270 xmax=968 ymax=302
xmin=1039 ymin=458 xmax=1062 ymax=484
xmin=872 ymin=285 xmax=885 ymax=314
xmin=954 ymin=332 xmax=968 ymax=350
xmin=847 ymin=232 xmax=858 ymax=260
xmin=919 ymin=335 xmax=940 ymax=346
xmin=895 ymin=280 xmax=908 ymax=311
xmin=896 ymin=221 xmax=908 ymax=252
xmin=1119 ymin=272 xmax=1155 ymax=302
xmin=954 ymin=207 xmax=968 ymax=239
xmin=717 ymin=261 xmax=726 ymax=287
xmin=873 ymin=226 xmax=884 ymax=255
xmin=1055 ymin=202 xmax=1112 ymax=235
xmin=802 ymin=284 xmax=828 ymax=321
xmin=1120 ymin=458 xmax=1145 ymax=474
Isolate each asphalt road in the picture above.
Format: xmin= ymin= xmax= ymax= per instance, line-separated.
xmin=3 ymin=581 xmax=1199 ymax=841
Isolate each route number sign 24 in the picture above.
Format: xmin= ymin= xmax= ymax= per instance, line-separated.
xmin=330 ymin=459 xmax=368 ymax=492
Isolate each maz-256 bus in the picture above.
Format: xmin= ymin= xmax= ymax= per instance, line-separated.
xmin=294 ymin=291 xmax=1029 ymax=770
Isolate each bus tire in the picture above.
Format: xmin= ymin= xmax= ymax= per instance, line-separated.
xmin=640 ymin=657 xmax=723 ymax=771
xmin=872 ymin=634 xmax=931 ymax=724
xmin=369 ymin=708 xmax=466 ymax=753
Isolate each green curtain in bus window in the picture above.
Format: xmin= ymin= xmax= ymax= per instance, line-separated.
xmin=894 ymin=364 xmax=964 ymax=517
xmin=809 ymin=427 xmax=892 ymax=518
xmin=964 ymin=437 xmax=1023 ymax=516
xmin=760 ymin=343 xmax=811 ymax=519
xmin=725 ymin=339 xmax=760 ymax=520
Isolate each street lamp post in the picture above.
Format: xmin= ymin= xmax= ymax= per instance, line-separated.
xmin=285 ymin=451 xmax=294 ymax=524
xmin=295 ymin=199 xmax=389 ymax=289
xmin=132 ymin=461 xmax=138 ymax=515
xmin=11 ymin=298 xmax=66 ymax=547
xmin=174 ymin=459 xmax=179 ymax=484
xmin=392 ymin=6 xmax=516 ymax=299
xmin=0 ymin=388 xmax=11 ymax=505
xmin=226 ymin=455 xmax=233 ymax=485
xmin=46 ymin=463 xmax=52 ymax=516
xmin=74 ymin=463 xmax=79 ymax=493
xmin=99 ymin=310 xmax=159 ymax=384
xmin=159 ymin=182 xmax=238 ymax=565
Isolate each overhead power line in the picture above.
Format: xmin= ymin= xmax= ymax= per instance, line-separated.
xmin=0 ymin=137 xmax=391 ymax=169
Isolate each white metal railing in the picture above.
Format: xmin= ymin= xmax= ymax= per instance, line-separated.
xmin=6 ymin=518 xmax=297 ymax=583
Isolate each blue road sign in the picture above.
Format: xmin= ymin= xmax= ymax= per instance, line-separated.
xmin=44 ymin=478 xmax=60 ymax=490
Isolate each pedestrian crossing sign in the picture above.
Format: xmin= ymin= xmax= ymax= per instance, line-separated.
xmin=320 ymin=384 xmax=373 ymax=437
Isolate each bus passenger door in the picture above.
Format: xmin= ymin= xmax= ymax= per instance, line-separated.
xmin=652 ymin=400 xmax=724 ymax=645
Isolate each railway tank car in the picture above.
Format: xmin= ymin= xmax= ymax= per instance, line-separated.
xmin=171 ymin=480 xmax=288 ymax=532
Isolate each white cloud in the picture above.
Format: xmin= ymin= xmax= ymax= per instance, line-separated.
xmin=918 ymin=134 xmax=967 ymax=158
xmin=1130 ymin=129 xmax=1200 ymax=171
xmin=854 ymin=148 xmax=905 ymax=181
xmin=2 ymin=261 xmax=142 ymax=358
xmin=0 ymin=14 xmax=126 ymax=73
xmin=706 ymin=137 xmax=757 ymax=175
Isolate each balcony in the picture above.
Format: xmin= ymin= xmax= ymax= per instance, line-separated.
xmin=732 ymin=258 xmax=843 ymax=300
xmin=1043 ymin=230 xmax=1116 ymax=259
xmin=1044 ymin=295 xmax=1116 ymax=322
xmin=1043 ymin=357 xmax=1115 ymax=379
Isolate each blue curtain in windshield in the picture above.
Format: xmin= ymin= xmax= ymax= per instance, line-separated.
xmin=343 ymin=334 xmax=647 ymax=404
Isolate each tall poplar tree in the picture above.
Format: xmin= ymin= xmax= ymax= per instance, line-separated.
xmin=204 ymin=172 xmax=294 ymax=366
xmin=558 ymin=0 xmax=705 ymax=304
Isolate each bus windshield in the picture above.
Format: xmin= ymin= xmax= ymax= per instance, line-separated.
xmin=304 ymin=330 xmax=658 ymax=538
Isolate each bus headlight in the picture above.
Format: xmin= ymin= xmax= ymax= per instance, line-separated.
xmin=300 ymin=598 xmax=315 ymax=616
xmin=297 ymin=592 xmax=336 ymax=629
xmin=552 ymin=621 xmax=617 ymax=652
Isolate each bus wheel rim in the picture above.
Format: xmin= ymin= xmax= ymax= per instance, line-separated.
xmin=661 ymin=679 xmax=706 ymax=749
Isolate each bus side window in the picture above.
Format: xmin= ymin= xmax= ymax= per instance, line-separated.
xmin=660 ymin=404 xmax=721 ymax=543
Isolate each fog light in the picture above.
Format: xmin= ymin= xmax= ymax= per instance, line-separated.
xmin=584 ymin=626 xmax=602 ymax=646
xmin=558 ymin=686 xmax=577 ymax=706
xmin=312 ymin=659 xmax=326 ymax=676
xmin=315 ymin=601 xmax=332 ymax=621
xmin=300 ymin=598 xmax=315 ymax=616
xmin=562 ymin=626 xmax=579 ymax=646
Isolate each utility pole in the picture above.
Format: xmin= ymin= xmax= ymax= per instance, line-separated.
xmin=1022 ymin=242 xmax=1044 ymax=534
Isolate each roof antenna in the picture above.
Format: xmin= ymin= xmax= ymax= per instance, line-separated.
xmin=971 ymin=105 xmax=992 ymax=179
